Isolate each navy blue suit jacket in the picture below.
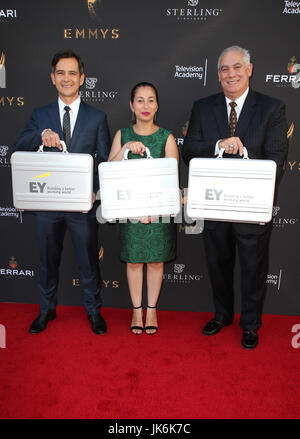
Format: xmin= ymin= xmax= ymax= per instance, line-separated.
xmin=182 ymin=89 xmax=287 ymax=177
xmin=182 ymin=89 xmax=288 ymax=231
xmin=13 ymin=100 xmax=111 ymax=192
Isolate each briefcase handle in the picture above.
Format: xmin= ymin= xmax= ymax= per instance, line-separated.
xmin=123 ymin=146 xmax=152 ymax=160
xmin=217 ymin=146 xmax=249 ymax=159
xmin=37 ymin=140 xmax=68 ymax=154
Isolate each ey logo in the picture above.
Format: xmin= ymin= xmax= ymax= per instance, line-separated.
xmin=205 ymin=189 xmax=223 ymax=201
xmin=117 ymin=189 xmax=133 ymax=200
xmin=29 ymin=172 xmax=50 ymax=193
xmin=0 ymin=324 xmax=6 ymax=348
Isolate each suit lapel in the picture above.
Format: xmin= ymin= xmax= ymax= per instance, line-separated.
xmin=213 ymin=93 xmax=229 ymax=139
xmin=235 ymin=89 xmax=257 ymax=139
xmin=47 ymin=101 xmax=63 ymax=139
xmin=69 ymin=101 xmax=88 ymax=151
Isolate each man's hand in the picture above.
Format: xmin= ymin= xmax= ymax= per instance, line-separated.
xmin=41 ymin=129 xmax=62 ymax=149
xmin=219 ymin=137 xmax=244 ymax=155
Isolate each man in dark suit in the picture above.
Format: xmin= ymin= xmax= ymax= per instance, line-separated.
xmin=183 ymin=45 xmax=288 ymax=349
xmin=14 ymin=50 xmax=111 ymax=335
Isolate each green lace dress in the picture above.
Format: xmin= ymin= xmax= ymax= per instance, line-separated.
xmin=119 ymin=125 xmax=176 ymax=263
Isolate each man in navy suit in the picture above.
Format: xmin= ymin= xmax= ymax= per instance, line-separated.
xmin=14 ymin=50 xmax=111 ymax=335
xmin=183 ymin=46 xmax=288 ymax=349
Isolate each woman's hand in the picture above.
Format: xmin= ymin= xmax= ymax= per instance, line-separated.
xmin=125 ymin=141 xmax=146 ymax=156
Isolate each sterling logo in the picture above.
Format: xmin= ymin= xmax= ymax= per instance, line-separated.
xmin=164 ymin=264 xmax=203 ymax=284
xmin=272 ymin=206 xmax=299 ymax=228
xmin=166 ymin=1 xmax=223 ymax=22
xmin=0 ymin=145 xmax=10 ymax=167
xmin=86 ymin=77 xmax=98 ymax=89
xmin=80 ymin=76 xmax=118 ymax=102
xmin=0 ymin=52 xmax=6 ymax=88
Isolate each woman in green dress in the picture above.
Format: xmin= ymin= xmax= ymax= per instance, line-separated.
xmin=108 ymin=82 xmax=179 ymax=335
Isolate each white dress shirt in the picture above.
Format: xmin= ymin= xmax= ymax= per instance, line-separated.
xmin=215 ymin=87 xmax=249 ymax=154
xmin=58 ymin=96 xmax=81 ymax=137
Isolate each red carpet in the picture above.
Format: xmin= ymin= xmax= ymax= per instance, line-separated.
xmin=0 ymin=303 xmax=299 ymax=419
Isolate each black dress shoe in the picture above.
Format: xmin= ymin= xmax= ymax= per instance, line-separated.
xmin=241 ymin=330 xmax=258 ymax=349
xmin=202 ymin=318 xmax=231 ymax=336
xmin=29 ymin=310 xmax=56 ymax=334
xmin=88 ymin=312 xmax=107 ymax=335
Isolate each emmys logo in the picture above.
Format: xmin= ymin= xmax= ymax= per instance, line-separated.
xmin=87 ymin=0 xmax=101 ymax=17
xmin=99 ymin=246 xmax=104 ymax=261
xmin=0 ymin=52 xmax=6 ymax=88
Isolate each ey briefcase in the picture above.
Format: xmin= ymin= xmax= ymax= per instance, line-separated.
xmin=11 ymin=141 xmax=94 ymax=212
xmin=98 ymin=147 xmax=180 ymax=221
xmin=186 ymin=147 xmax=277 ymax=224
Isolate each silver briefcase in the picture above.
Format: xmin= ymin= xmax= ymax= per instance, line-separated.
xmin=11 ymin=141 xmax=94 ymax=212
xmin=187 ymin=147 xmax=277 ymax=224
xmin=98 ymin=147 xmax=180 ymax=221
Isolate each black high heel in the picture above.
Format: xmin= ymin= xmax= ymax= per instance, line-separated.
xmin=145 ymin=305 xmax=158 ymax=335
xmin=131 ymin=305 xmax=143 ymax=335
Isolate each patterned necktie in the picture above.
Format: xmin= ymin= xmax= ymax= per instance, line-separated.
xmin=63 ymin=106 xmax=71 ymax=148
xmin=229 ymin=101 xmax=237 ymax=137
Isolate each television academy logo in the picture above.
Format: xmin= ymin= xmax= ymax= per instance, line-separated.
xmin=282 ymin=1 xmax=300 ymax=14
xmin=166 ymin=1 xmax=223 ymax=22
xmin=272 ymin=206 xmax=299 ymax=228
xmin=164 ymin=263 xmax=203 ymax=284
xmin=174 ymin=59 xmax=208 ymax=85
xmin=0 ymin=257 xmax=35 ymax=278
xmin=265 ymin=56 xmax=300 ymax=88
xmin=0 ymin=206 xmax=23 ymax=222
xmin=80 ymin=76 xmax=118 ymax=102
xmin=266 ymin=269 xmax=283 ymax=291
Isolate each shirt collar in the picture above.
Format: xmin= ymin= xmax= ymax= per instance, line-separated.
xmin=58 ymin=96 xmax=81 ymax=114
xmin=225 ymin=87 xmax=249 ymax=110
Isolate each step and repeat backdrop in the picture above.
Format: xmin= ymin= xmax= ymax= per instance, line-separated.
xmin=0 ymin=0 xmax=299 ymax=315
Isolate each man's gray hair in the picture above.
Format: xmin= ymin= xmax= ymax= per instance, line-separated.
xmin=217 ymin=46 xmax=251 ymax=70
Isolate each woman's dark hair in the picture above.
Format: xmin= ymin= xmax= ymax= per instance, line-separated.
xmin=51 ymin=49 xmax=84 ymax=74
xmin=130 ymin=82 xmax=159 ymax=105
